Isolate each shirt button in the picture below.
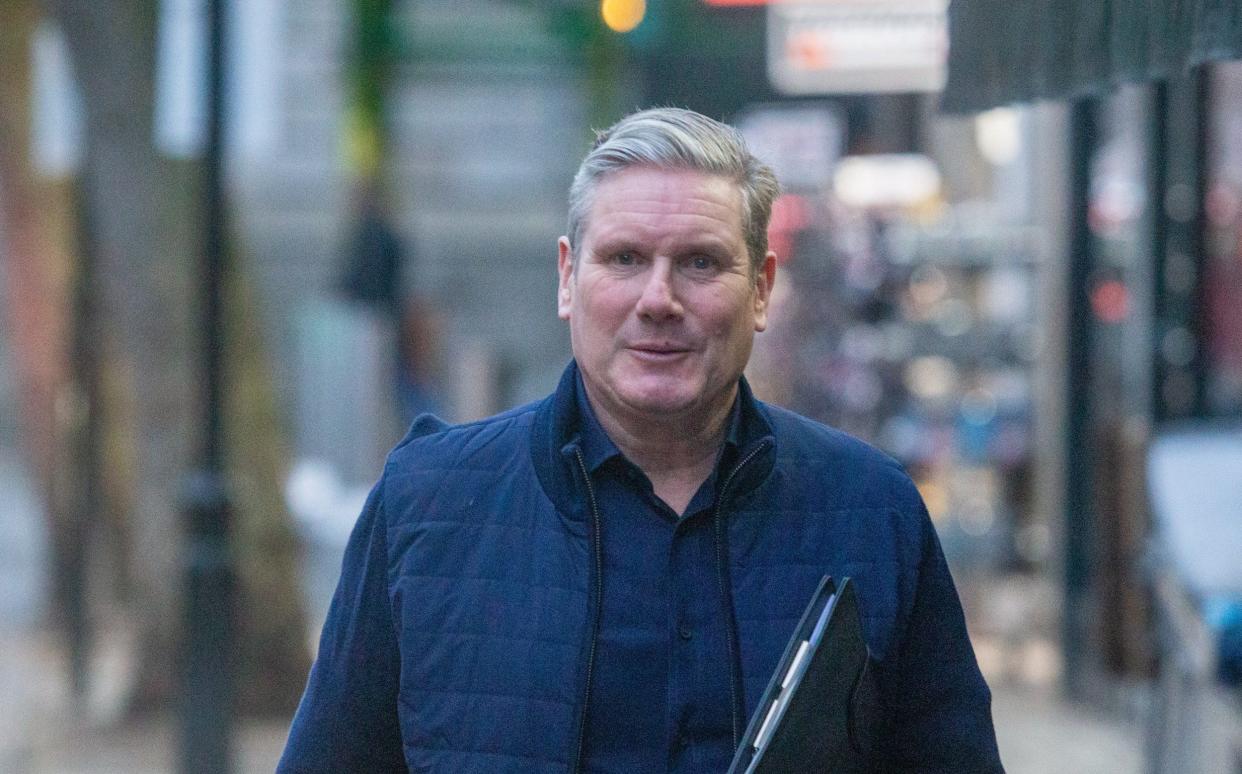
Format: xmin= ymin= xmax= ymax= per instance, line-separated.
xmin=678 ymin=624 xmax=693 ymax=641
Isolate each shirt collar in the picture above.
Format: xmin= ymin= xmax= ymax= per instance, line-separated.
xmin=572 ymin=371 xmax=743 ymax=474
xmin=573 ymin=373 xmax=622 ymax=472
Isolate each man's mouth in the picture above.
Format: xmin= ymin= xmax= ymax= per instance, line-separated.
xmin=628 ymin=343 xmax=692 ymax=359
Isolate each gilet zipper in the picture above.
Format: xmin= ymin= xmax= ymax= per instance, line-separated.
xmin=714 ymin=440 xmax=771 ymax=751
xmin=571 ymin=449 xmax=604 ymax=774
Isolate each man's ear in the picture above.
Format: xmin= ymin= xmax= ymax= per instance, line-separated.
xmin=753 ymin=251 xmax=777 ymax=332
xmin=557 ymin=236 xmax=574 ymax=320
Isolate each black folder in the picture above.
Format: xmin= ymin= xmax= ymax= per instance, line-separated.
xmin=727 ymin=576 xmax=878 ymax=774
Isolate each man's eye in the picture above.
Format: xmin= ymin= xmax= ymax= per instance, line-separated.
xmin=613 ymin=252 xmax=637 ymax=266
xmin=688 ymin=256 xmax=717 ymax=271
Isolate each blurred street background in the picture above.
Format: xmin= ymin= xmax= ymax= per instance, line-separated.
xmin=2 ymin=0 xmax=1241 ymax=772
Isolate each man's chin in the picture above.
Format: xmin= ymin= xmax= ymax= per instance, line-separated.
xmin=582 ymin=365 xmax=723 ymax=421
xmin=613 ymin=384 xmax=702 ymax=419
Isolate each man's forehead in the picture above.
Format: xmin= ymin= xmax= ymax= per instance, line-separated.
xmin=583 ymin=168 xmax=744 ymax=237
xmin=591 ymin=165 xmax=739 ymax=198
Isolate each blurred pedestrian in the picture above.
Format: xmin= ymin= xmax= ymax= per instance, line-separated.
xmin=337 ymin=181 xmax=403 ymax=319
xmin=280 ymin=108 xmax=1003 ymax=773
xmin=337 ymin=181 xmax=442 ymax=421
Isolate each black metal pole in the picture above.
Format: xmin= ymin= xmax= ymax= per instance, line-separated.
xmin=1192 ymin=68 xmax=1210 ymax=418
xmin=1192 ymin=68 xmax=1211 ymax=418
xmin=179 ymin=0 xmax=236 ymax=771
xmin=1150 ymin=80 xmax=1170 ymax=424
xmin=1063 ymin=97 xmax=1098 ymax=701
xmin=1153 ymin=68 xmax=1210 ymax=422
xmin=201 ymin=5 xmax=227 ymax=469
xmin=65 ymin=173 xmax=101 ymax=704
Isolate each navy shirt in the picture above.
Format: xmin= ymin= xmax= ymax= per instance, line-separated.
xmin=574 ymin=377 xmax=743 ymax=774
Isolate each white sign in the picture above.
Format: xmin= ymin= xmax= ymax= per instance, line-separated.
xmin=833 ymin=153 xmax=941 ymax=208
xmin=738 ymin=104 xmax=843 ymax=191
xmin=767 ymin=0 xmax=948 ymax=95
xmin=154 ymin=0 xmax=282 ymax=159
xmin=30 ymin=18 xmax=84 ymax=177
xmin=154 ymin=0 xmax=207 ymax=158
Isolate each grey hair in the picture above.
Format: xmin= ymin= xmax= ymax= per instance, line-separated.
xmin=566 ymin=107 xmax=780 ymax=273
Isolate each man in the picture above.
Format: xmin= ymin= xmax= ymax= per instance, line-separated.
xmin=278 ymin=108 xmax=1004 ymax=773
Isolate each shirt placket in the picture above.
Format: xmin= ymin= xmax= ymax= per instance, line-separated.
xmin=667 ymin=515 xmax=694 ymax=773
xmin=670 ymin=508 xmax=733 ymax=774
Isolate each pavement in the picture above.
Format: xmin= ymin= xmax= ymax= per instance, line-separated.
xmin=0 ymin=682 xmax=1144 ymax=774
xmin=965 ymin=572 xmax=1145 ymax=774
xmin=0 ymin=713 xmax=288 ymax=774
xmin=992 ymin=682 xmax=1143 ymax=774
xmin=0 ymin=624 xmax=1145 ymax=774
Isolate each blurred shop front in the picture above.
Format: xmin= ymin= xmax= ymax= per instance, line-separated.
xmin=943 ymin=1 xmax=1242 ymax=769
xmin=742 ymin=117 xmax=1041 ymax=571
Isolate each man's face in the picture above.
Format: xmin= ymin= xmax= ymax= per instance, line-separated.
xmin=558 ymin=167 xmax=776 ymax=424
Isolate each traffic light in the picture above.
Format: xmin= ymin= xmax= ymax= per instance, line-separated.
xmin=600 ymin=0 xmax=645 ymax=33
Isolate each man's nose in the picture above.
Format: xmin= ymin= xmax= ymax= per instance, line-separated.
xmin=634 ymin=260 xmax=683 ymax=320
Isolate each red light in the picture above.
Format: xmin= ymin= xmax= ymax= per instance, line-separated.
xmin=767 ymin=194 xmax=810 ymax=265
xmin=1090 ymin=280 xmax=1129 ymax=324
xmin=770 ymin=194 xmax=810 ymax=232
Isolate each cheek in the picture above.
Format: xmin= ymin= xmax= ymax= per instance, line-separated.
xmin=580 ymin=282 xmax=632 ymax=325
xmin=704 ymin=291 xmax=758 ymax=336
xmin=571 ymin=290 xmax=627 ymax=345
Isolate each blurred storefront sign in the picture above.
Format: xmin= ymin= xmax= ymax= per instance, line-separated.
xmin=766 ymin=0 xmax=948 ymax=95
xmin=737 ymin=103 xmax=842 ymax=190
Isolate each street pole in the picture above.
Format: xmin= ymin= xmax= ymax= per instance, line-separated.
xmin=179 ymin=0 xmax=236 ymax=771
xmin=65 ymin=176 xmax=102 ymax=705
xmin=1152 ymin=69 xmax=1210 ymax=422
xmin=1062 ymin=96 xmax=1098 ymax=702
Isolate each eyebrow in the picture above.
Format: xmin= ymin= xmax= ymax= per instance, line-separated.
xmin=590 ymin=236 xmax=739 ymax=259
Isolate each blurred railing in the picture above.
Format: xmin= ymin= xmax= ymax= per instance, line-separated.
xmin=1144 ymin=424 xmax=1242 ymax=773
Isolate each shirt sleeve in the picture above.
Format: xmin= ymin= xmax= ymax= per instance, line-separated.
xmin=277 ymin=480 xmax=407 ymax=773
xmin=876 ymin=497 xmax=1006 ymax=773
